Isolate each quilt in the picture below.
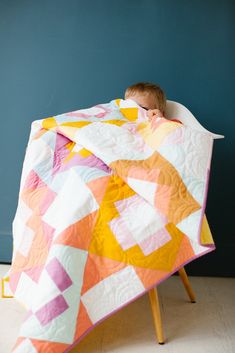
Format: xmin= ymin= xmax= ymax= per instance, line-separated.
xmin=5 ymin=98 xmax=216 ymax=352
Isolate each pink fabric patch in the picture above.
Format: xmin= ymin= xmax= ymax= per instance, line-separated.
xmin=115 ymin=194 xmax=142 ymax=214
xmin=46 ymin=257 xmax=73 ymax=292
xmin=41 ymin=221 xmax=55 ymax=248
xmin=139 ymin=228 xmax=171 ymax=256
xmin=59 ymin=153 xmax=110 ymax=174
xmin=24 ymin=310 xmax=33 ymax=322
xmin=23 ymin=170 xmax=46 ymax=190
xmin=150 ymin=117 xmax=166 ymax=129
xmin=39 ymin=188 xmax=57 ymax=216
xmin=52 ymin=134 xmax=72 ymax=176
xmin=35 ymin=294 xmax=69 ymax=326
xmin=161 ymin=126 xmax=184 ymax=146
xmin=128 ymin=166 xmax=160 ymax=183
xmin=109 ymin=217 xmax=136 ymax=250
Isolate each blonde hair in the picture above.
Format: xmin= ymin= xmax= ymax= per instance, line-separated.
xmin=124 ymin=82 xmax=166 ymax=114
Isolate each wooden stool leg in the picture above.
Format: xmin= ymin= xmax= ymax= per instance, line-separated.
xmin=178 ymin=267 xmax=196 ymax=303
xmin=148 ymin=287 xmax=165 ymax=344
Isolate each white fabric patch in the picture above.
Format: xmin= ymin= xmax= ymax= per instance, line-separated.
xmin=19 ymin=137 xmax=54 ymax=192
xmin=157 ymin=128 xmax=213 ymax=206
xmin=176 ymin=209 xmax=202 ymax=244
xmin=49 ymin=170 xmax=71 ymax=193
xmin=81 ymin=266 xmax=145 ymax=324
xmin=127 ymin=177 xmax=157 ymax=205
xmin=20 ymin=246 xmax=88 ymax=344
xmin=42 ymin=168 xmax=99 ymax=237
xmin=74 ymin=122 xmax=153 ymax=165
xmin=18 ymin=225 xmax=35 ymax=257
xmin=116 ymin=196 xmax=167 ymax=243
xmin=12 ymin=338 xmax=37 ymax=353
xmin=12 ymin=199 xmax=33 ymax=260
xmin=14 ymin=272 xmax=38 ymax=309
xmin=74 ymin=106 xmax=105 ymax=116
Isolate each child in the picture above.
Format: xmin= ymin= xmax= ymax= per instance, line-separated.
xmin=125 ymin=82 xmax=165 ymax=120
xmin=124 ymin=82 xmax=182 ymax=124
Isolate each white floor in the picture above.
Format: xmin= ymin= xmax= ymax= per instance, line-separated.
xmin=0 ymin=264 xmax=235 ymax=353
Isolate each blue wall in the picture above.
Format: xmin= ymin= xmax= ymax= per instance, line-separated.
xmin=0 ymin=0 xmax=234 ymax=275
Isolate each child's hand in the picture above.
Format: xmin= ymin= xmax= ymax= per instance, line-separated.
xmin=147 ymin=109 xmax=164 ymax=121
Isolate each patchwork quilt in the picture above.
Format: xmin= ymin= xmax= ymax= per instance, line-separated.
xmin=6 ymin=98 xmax=215 ymax=352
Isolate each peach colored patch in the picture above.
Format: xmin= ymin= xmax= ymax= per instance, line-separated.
xmin=54 ymin=211 xmax=98 ymax=251
xmin=150 ymin=117 xmax=166 ymax=130
xmin=110 ymin=153 xmax=200 ymax=224
xmin=39 ymin=188 xmax=57 ymax=216
xmin=10 ymin=210 xmax=49 ymax=275
xmin=128 ymin=166 xmax=160 ymax=182
xmin=11 ymin=337 xmax=25 ymax=352
xmin=134 ymin=266 xmax=169 ymax=289
xmin=32 ymin=128 xmax=47 ymax=140
xmin=109 ymin=153 xmax=163 ymax=181
xmin=86 ymin=175 xmax=110 ymax=205
xmin=8 ymin=271 xmax=21 ymax=293
xmin=171 ymin=235 xmax=195 ymax=269
xmin=31 ymin=339 xmax=69 ymax=353
xmin=24 ymin=265 xmax=44 ymax=283
xmin=73 ymin=302 xmax=93 ymax=341
xmin=80 ymin=254 xmax=101 ymax=296
xmin=154 ymin=184 xmax=172 ymax=216
xmin=21 ymin=186 xmax=48 ymax=211
xmin=80 ymin=253 xmax=127 ymax=295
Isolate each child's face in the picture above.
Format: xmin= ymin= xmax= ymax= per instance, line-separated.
xmin=126 ymin=93 xmax=157 ymax=110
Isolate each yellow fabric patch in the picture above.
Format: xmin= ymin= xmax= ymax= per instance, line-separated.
xmin=79 ymin=148 xmax=92 ymax=157
xmin=138 ymin=122 xmax=178 ymax=149
xmin=65 ymin=141 xmax=75 ymax=151
xmin=120 ymin=107 xmax=138 ymax=122
xmin=200 ymin=215 xmax=214 ymax=245
xmin=57 ymin=122 xmax=91 ymax=141
xmin=63 ymin=146 xmax=92 ymax=163
xmin=102 ymin=119 xmax=126 ymax=127
xmin=115 ymin=99 xmax=121 ymax=107
xmin=42 ymin=117 xmax=57 ymax=130
xmin=58 ymin=126 xmax=77 ymax=140
xmin=88 ymin=175 xmax=184 ymax=271
xmin=109 ymin=152 xmax=200 ymax=225
xmin=63 ymin=151 xmax=76 ymax=164
xmin=137 ymin=122 xmax=148 ymax=130
xmin=60 ymin=121 xmax=91 ymax=128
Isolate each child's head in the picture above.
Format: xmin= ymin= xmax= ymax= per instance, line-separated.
xmin=124 ymin=82 xmax=166 ymax=114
